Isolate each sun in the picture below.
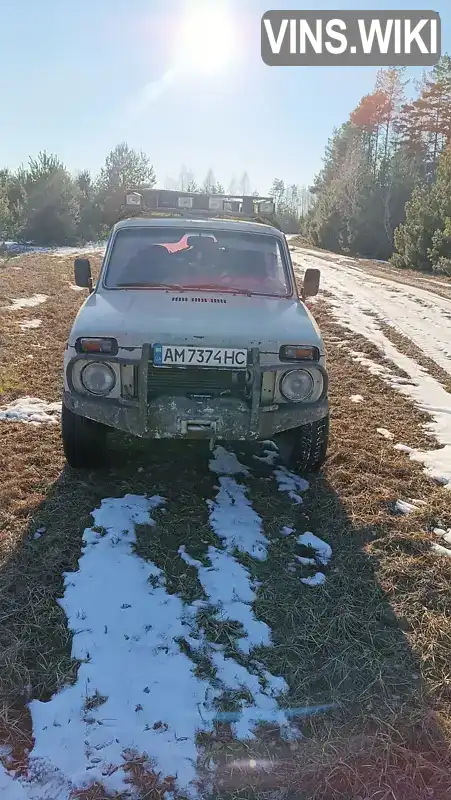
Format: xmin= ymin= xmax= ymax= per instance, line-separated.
xmin=174 ymin=1 xmax=235 ymax=74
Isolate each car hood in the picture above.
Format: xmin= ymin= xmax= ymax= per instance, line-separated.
xmin=69 ymin=289 xmax=324 ymax=353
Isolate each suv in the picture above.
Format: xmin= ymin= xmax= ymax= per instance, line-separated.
xmin=62 ymin=190 xmax=328 ymax=472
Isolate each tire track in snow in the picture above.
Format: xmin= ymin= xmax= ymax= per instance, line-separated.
xmin=272 ymin=462 xmax=333 ymax=585
xmin=293 ymin=249 xmax=451 ymax=488
xmin=180 ymin=446 xmax=292 ymax=738
xmin=3 ymin=463 xmax=299 ymax=799
xmin=17 ymin=494 xmax=224 ymax=798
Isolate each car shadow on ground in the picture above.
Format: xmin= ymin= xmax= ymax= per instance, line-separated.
xmin=0 ymin=436 xmax=450 ymax=799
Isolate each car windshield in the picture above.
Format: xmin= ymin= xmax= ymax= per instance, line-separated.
xmin=103 ymin=226 xmax=291 ymax=297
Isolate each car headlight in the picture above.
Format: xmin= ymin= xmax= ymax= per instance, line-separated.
xmin=280 ymin=369 xmax=314 ymax=402
xmin=81 ymin=361 xmax=116 ymax=396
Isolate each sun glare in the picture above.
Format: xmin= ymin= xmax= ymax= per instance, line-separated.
xmin=174 ymin=1 xmax=235 ymax=74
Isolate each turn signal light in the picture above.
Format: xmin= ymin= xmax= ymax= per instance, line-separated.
xmin=279 ymin=345 xmax=319 ymax=361
xmin=76 ymin=337 xmax=118 ymax=355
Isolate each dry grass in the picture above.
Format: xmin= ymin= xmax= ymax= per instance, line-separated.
xmin=0 ymin=255 xmax=451 ymax=798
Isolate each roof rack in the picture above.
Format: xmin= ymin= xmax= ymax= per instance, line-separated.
xmin=119 ymin=188 xmax=280 ymax=229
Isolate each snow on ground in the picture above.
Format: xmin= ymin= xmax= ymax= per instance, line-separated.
xmin=350 ymin=394 xmax=364 ymax=403
xmin=3 ymin=452 xmax=305 ymax=798
xmin=297 ymin=532 xmax=332 ymax=566
xmin=272 ymin=465 xmax=332 ymax=585
xmin=3 ymin=241 xmax=105 ymax=257
xmin=433 ymin=528 xmax=451 ymax=558
xmin=207 ymin=448 xmax=268 ymax=560
xmin=294 ymin=249 xmax=451 ymax=374
xmin=25 ymin=494 xmax=219 ymax=798
xmin=273 ymin=466 xmax=309 ymax=504
xmin=18 ymin=319 xmax=41 ymax=330
xmin=0 ymin=764 xmax=29 ymax=799
xmin=3 ymin=294 xmax=48 ymax=311
xmin=0 ymin=398 xmax=61 ymax=425
xmin=292 ymin=248 xmax=451 ymax=488
xmin=295 ymin=247 xmax=356 ymax=265
xmin=395 ymin=499 xmax=422 ymax=515
xmin=377 ymin=428 xmax=395 ymax=440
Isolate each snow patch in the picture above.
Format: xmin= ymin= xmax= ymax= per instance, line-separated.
xmin=203 ymin=451 xmax=291 ymax=733
xmin=434 ymin=527 xmax=451 ymax=545
xmin=253 ymin=448 xmax=278 ymax=465
xmin=350 ymin=394 xmax=364 ymax=403
xmin=300 ymin=249 xmax=451 ymax=488
xmin=395 ymin=500 xmax=417 ymax=514
xmin=301 ymin=573 xmax=327 ymax=587
xmin=20 ymin=494 xmax=218 ymax=799
xmin=431 ymin=542 xmax=451 ymax=558
xmin=377 ymin=427 xmax=395 ymax=440
xmin=0 ymin=398 xmax=61 ymax=425
xmin=297 ymin=532 xmax=332 ymax=566
xmin=207 ymin=477 xmax=268 ymax=560
xmin=179 ymin=544 xmax=272 ymax=654
xmin=3 ymin=294 xmax=48 ymax=311
xmin=19 ymin=318 xmax=41 ymax=330
xmin=2 ymin=241 xmax=105 ymax=257
xmin=209 ymin=446 xmax=249 ymax=475
xmin=0 ymin=763 xmax=29 ymax=799
xmin=3 ymin=484 xmax=295 ymax=799
xmin=273 ymin=467 xmax=309 ymax=504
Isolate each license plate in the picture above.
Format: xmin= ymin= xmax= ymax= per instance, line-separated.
xmin=153 ymin=344 xmax=247 ymax=368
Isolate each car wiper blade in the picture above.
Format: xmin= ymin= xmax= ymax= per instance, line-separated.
xmin=116 ymin=282 xmax=184 ymax=290
xmin=115 ymin=282 xmax=253 ymax=296
xmin=184 ymin=284 xmax=253 ymax=296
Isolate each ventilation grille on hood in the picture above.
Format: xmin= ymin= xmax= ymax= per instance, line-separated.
xmin=172 ymin=296 xmax=227 ymax=304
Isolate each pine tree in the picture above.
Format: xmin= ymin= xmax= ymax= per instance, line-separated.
xmin=375 ymin=67 xmax=407 ymax=161
xmin=96 ymin=142 xmax=155 ymax=228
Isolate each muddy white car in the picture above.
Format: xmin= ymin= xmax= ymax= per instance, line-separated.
xmin=62 ymin=192 xmax=328 ymax=472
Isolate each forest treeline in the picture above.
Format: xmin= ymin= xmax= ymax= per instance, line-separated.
xmin=0 ymin=145 xmax=311 ymax=245
xmin=305 ymin=55 xmax=451 ymax=275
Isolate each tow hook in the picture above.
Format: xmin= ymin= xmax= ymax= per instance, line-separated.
xmin=180 ymin=419 xmax=217 ymax=447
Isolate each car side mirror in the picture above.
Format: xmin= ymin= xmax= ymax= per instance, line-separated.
xmin=303 ymin=267 xmax=320 ymax=297
xmin=74 ymin=257 xmax=93 ymax=292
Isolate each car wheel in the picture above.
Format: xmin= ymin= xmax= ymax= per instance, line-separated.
xmin=61 ymin=403 xmax=107 ymax=469
xmin=286 ymin=414 xmax=329 ymax=475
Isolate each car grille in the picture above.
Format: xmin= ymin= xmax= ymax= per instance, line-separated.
xmin=147 ymin=365 xmax=248 ymax=399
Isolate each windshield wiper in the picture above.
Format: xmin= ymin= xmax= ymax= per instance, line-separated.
xmin=115 ymin=281 xmax=253 ymax=296
xmin=183 ymin=284 xmax=253 ymax=296
xmin=116 ymin=282 xmax=185 ymax=290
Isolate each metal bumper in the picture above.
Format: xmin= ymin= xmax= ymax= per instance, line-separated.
xmin=63 ymin=344 xmax=329 ymax=441
xmin=63 ymin=390 xmax=329 ymax=441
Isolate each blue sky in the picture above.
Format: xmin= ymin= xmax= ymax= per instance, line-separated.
xmin=0 ymin=0 xmax=449 ymax=194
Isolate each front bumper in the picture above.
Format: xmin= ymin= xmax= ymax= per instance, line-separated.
xmin=63 ymin=344 xmax=329 ymax=441
xmin=63 ymin=390 xmax=329 ymax=440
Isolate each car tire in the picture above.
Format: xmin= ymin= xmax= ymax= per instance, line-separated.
xmin=287 ymin=414 xmax=329 ymax=475
xmin=61 ymin=402 xmax=107 ymax=469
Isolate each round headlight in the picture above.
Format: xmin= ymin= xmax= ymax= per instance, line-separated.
xmin=280 ymin=369 xmax=314 ymax=402
xmin=81 ymin=362 xmax=116 ymax=396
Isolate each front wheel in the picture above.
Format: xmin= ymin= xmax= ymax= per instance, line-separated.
xmin=61 ymin=403 xmax=107 ymax=469
xmin=290 ymin=415 xmax=329 ymax=474
xmin=274 ymin=415 xmax=329 ymax=475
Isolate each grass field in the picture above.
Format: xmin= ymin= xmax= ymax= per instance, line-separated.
xmin=0 ymin=248 xmax=451 ymax=799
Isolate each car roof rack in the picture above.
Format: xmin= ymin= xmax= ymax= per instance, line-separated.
xmin=118 ymin=188 xmax=281 ymax=229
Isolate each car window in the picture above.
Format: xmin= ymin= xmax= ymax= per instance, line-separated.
xmin=103 ymin=226 xmax=291 ymax=297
